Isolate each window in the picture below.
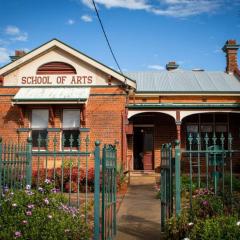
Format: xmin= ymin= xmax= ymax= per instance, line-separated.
xmin=31 ymin=109 xmax=49 ymax=148
xmin=62 ymin=110 xmax=80 ymax=148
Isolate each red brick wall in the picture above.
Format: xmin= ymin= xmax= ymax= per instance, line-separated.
xmin=0 ymin=86 xmax=127 ymax=168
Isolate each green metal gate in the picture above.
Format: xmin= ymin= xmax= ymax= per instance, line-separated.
xmin=160 ymin=132 xmax=239 ymax=231
xmin=94 ymin=143 xmax=117 ymax=240
xmin=160 ymin=141 xmax=181 ymax=231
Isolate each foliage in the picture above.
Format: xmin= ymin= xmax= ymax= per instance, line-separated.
xmin=32 ymin=167 xmax=95 ymax=192
xmin=116 ymin=164 xmax=127 ymax=191
xmin=165 ymin=209 xmax=191 ymax=240
xmin=223 ymin=174 xmax=240 ymax=192
xmin=189 ymin=215 xmax=240 ymax=240
xmin=191 ymin=188 xmax=224 ymax=220
xmin=0 ymin=182 xmax=91 ymax=240
xmin=165 ymin=187 xmax=240 ymax=239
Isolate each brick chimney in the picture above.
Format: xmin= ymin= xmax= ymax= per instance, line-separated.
xmin=222 ymin=40 xmax=239 ymax=74
xmin=10 ymin=50 xmax=26 ymax=62
xmin=166 ymin=61 xmax=179 ymax=71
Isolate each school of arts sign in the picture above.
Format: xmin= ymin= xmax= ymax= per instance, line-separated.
xmin=18 ymin=75 xmax=95 ymax=86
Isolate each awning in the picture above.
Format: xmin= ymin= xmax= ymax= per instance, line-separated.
xmin=12 ymin=87 xmax=90 ymax=104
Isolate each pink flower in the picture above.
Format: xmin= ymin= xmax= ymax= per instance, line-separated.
xmin=26 ymin=211 xmax=32 ymax=216
xmin=14 ymin=231 xmax=21 ymax=238
xmin=44 ymin=179 xmax=51 ymax=184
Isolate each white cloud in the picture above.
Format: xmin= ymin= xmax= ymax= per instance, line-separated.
xmin=80 ymin=0 xmax=233 ymax=18
xmin=148 ymin=64 xmax=164 ymax=70
xmin=5 ymin=26 xmax=20 ymax=35
xmin=0 ymin=48 xmax=10 ymax=63
xmin=5 ymin=25 xmax=28 ymax=41
xmin=12 ymin=32 xmax=28 ymax=42
xmin=81 ymin=15 xmax=93 ymax=22
xmin=81 ymin=0 xmax=150 ymax=10
xmin=151 ymin=0 xmax=221 ymax=18
xmin=67 ymin=19 xmax=75 ymax=25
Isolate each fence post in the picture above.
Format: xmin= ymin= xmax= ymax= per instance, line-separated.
xmin=94 ymin=141 xmax=101 ymax=240
xmin=175 ymin=140 xmax=181 ymax=216
xmin=26 ymin=137 xmax=32 ymax=187
xmin=0 ymin=137 xmax=2 ymax=195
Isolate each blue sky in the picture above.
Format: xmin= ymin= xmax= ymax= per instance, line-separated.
xmin=0 ymin=0 xmax=240 ymax=72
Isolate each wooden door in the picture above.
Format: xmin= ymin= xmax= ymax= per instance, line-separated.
xmin=143 ymin=130 xmax=154 ymax=170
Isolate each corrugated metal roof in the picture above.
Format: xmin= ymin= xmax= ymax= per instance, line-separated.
xmin=125 ymin=70 xmax=240 ymax=92
xmin=13 ymin=87 xmax=90 ymax=101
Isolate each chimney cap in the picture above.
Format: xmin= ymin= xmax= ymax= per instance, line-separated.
xmin=166 ymin=61 xmax=179 ymax=71
xmin=222 ymin=39 xmax=240 ymax=52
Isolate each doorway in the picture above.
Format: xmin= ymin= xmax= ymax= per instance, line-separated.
xmin=133 ymin=127 xmax=154 ymax=170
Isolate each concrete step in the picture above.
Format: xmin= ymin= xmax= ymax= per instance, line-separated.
xmin=130 ymin=170 xmax=158 ymax=177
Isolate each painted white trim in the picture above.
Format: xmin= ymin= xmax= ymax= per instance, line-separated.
xmin=128 ymin=110 xmax=176 ymax=120
xmin=12 ymin=101 xmax=85 ymax=105
xmin=0 ymin=39 xmax=136 ymax=89
xmin=134 ymin=93 xmax=240 ymax=96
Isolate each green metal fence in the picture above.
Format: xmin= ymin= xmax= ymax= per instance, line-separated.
xmin=160 ymin=132 xmax=239 ymax=231
xmin=0 ymin=134 xmax=118 ymax=240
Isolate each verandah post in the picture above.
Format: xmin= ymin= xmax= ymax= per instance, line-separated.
xmin=26 ymin=137 xmax=32 ymax=187
xmin=175 ymin=140 xmax=181 ymax=216
xmin=94 ymin=141 xmax=101 ymax=240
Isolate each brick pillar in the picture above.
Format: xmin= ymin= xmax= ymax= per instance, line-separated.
xmin=222 ymin=39 xmax=240 ymax=73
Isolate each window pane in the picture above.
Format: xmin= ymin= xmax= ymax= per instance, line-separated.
xmin=32 ymin=109 xmax=49 ymax=128
xmin=187 ymin=125 xmax=198 ymax=133
xmin=201 ymin=125 xmax=213 ymax=133
xmin=63 ymin=110 xmax=80 ymax=128
xmin=63 ymin=130 xmax=79 ymax=148
xmin=32 ymin=130 xmax=48 ymax=148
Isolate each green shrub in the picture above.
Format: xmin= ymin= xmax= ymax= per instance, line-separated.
xmin=0 ymin=181 xmax=91 ymax=240
xmin=189 ymin=215 xmax=240 ymax=240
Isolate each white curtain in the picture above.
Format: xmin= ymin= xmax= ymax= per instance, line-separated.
xmin=32 ymin=109 xmax=49 ymax=128
xmin=63 ymin=110 xmax=80 ymax=128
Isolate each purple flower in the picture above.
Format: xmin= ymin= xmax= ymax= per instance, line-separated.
xmin=26 ymin=211 xmax=32 ymax=216
xmin=14 ymin=231 xmax=21 ymax=238
xmin=28 ymin=204 xmax=34 ymax=209
xmin=22 ymin=220 xmax=28 ymax=225
xmin=51 ymin=188 xmax=57 ymax=194
xmin=44 ymin=198 xmax=49 ymax=205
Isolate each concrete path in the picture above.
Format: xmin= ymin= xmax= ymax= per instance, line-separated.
xmin=116 ymin=176 xmax=161 ymax=240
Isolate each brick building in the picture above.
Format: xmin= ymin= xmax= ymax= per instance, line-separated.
xmin=0 ymin=39 xmax=240 ymax=172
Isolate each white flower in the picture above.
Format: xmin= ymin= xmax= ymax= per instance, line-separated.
xmin=237 ymin=221 xmax=240 ymax=226
xmin=183 ymin=238 xmax=190 ymax=240
xmin=26 ymin=185 xmax=31 ymax=190
xmin=12 ymin=203 xmax=17 ymax=207
xmin=188 ymin=222 xmax=194 ymax=226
